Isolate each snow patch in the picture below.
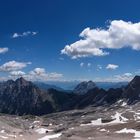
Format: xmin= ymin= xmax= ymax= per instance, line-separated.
xmin=0 ymin=135 xmax=8 ymax=139
xmin=111 ymin=112 xmax=128 ymax=123
xmin=116 ymin=128 xmax=140 ymax=140
xmin=121 ymin=102 xmax=127 ymax=106
xmin=33 ymin=121 xmax=40 ymax=124
xmin=117 ymin=100 xmax=123 ymax=103
xmin=133 ymin=112 xmax=140 ymax=121
xmin=69 ymin=127 xmax=74 ymax=130
xmin=38 ymin=133 xmax=62 ymax=140
xmin=0 ymin=130 xmax=5 ymax=133
xmin=49 ymin=123 xmax=52 ymax=126
xmin=100 ymin=129 xmax=106 ymax=132
xmin=80 ymin=118 xmax=102 ymax=126
xmin=80 ymin=112 xmax=128 ymax=126
xmin=35 ymin=128 xmax=53 ymax=134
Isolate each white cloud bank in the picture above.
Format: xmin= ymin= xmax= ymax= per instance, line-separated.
xmin=106 ymin=64 xmax=119 ymax=70
xmin=8 ymin=68 xmax=63 ymax=81
xmin=0 ymin=61 xmax=31 ymax=72
xmin=0 ymin=61 xmax=63 ymax=81
xmin=12 ymin=31 xmax=38 ymax=38
xmin=27 ymin=68 xmax=63 ymax=81
xmin=6 ymin=66 xmax=63 ymax=81
xmin=61 ymin=20 xmax=140 ymax=59
xmin=114 ymin=73 xmax=133 ymax=81
xmin=95 ymin=72 xmax=133 ymax=82
xmin=9 ymin=71 xmax=26 ymax=76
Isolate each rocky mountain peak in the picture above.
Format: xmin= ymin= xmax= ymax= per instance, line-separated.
xmin=15 ymin=77 xmax=30 ymax=86
xmin=122 ymin=75 xmax=140 ymax=104
xmin=6 ymin=79 xmax=14 ymax=85
xmin=129 ymin=75 xmax=140 ymax=87
xmin=73 ymin=80 xmax=96 ymax=95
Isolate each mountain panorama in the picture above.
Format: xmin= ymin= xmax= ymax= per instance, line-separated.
xmin=2 ymin=1 xmax=140 ymax=139
xmin=0 ymin=75 xmax=139 ymax=116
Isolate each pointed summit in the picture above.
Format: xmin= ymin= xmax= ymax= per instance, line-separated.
xmin=73 ymin=80 xmax=96 ymax=95
xmin=15 ymin=77 xmax=29 ymax=86
xmin=130 ymin=75 xmax=140 ymax=87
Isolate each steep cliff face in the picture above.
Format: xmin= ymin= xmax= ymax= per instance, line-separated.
xmin=0 ymin=77 xmax=50 ymax=115
xmin=122 ymin=76 xmax=140 ymax=104
xmin=0 ymin=77 xmax=78 ymax=115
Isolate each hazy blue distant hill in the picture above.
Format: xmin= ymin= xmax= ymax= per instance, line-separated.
xmin=96 ymin=82 xmax=128 ymax=90
xmin=34 ymin=81 xmax=64 ymax=91
xmin=35 ymin=81 xmax=128 ymax=91
xmin=45 ymin=81 xmax=80 ymax=90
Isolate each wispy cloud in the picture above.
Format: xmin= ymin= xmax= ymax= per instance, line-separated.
xmin=12 ymin=31 xmax=38 ymax=38
xmin=114 ymin=73 xmax=133 ymax=81
xmin=61 ymin=20 xmax=140 ymax=59
xmin=80 ymin=62 xmax=84 ymax=67
xmin=95 ymin=72 xmax=133 ymax=82
xmin=106 ymin=64 xmax=119 ymax=70
xmin=97 ymin=65 xmax=102 ymax=70
xmin=87 ymin=63 xmax=91 ymax=67
xmin=59 ymin=57 xmax=64 ymax=61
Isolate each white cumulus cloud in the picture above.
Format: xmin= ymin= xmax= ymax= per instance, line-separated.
xmin=0 ymin=48 xmax=8 ymax=54
xmin=28 ymin=68 xmax=63 ymax=81
xmin=61 ymin=20 xmax=140 ymax=59
xmin=29 ymin=68 xmax=46 ymax=76
xmin=106 ymin=64 xmax=119 ymax=70
xmin=9 ymin=71 xmax=26 ymax=76
xmin=0 ymin=61 xmax=31 ymax=72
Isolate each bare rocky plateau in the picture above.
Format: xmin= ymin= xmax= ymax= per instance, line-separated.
xmin=0 ymin=102 xmax=140 ymax=140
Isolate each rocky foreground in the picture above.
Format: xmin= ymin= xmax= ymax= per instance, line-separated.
xmin=0 ymin=101 xmax=140 ymax=140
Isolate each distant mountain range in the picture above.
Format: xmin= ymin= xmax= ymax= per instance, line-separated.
xmin=34 ymin=81 xmax=128 ymax=91
xmin=0 ymin=76 xmax=139 ymax=115
xmin=34 ymin=81 xmax=64 ymax=91
xmin=43 ymin=81 xmax=80 ymax=90
xmin=95 ymin=82 xmax=128 ymax=90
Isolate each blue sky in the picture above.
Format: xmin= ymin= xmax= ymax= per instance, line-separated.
xmin=0 ymin=0 xmax=140 ymax=82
